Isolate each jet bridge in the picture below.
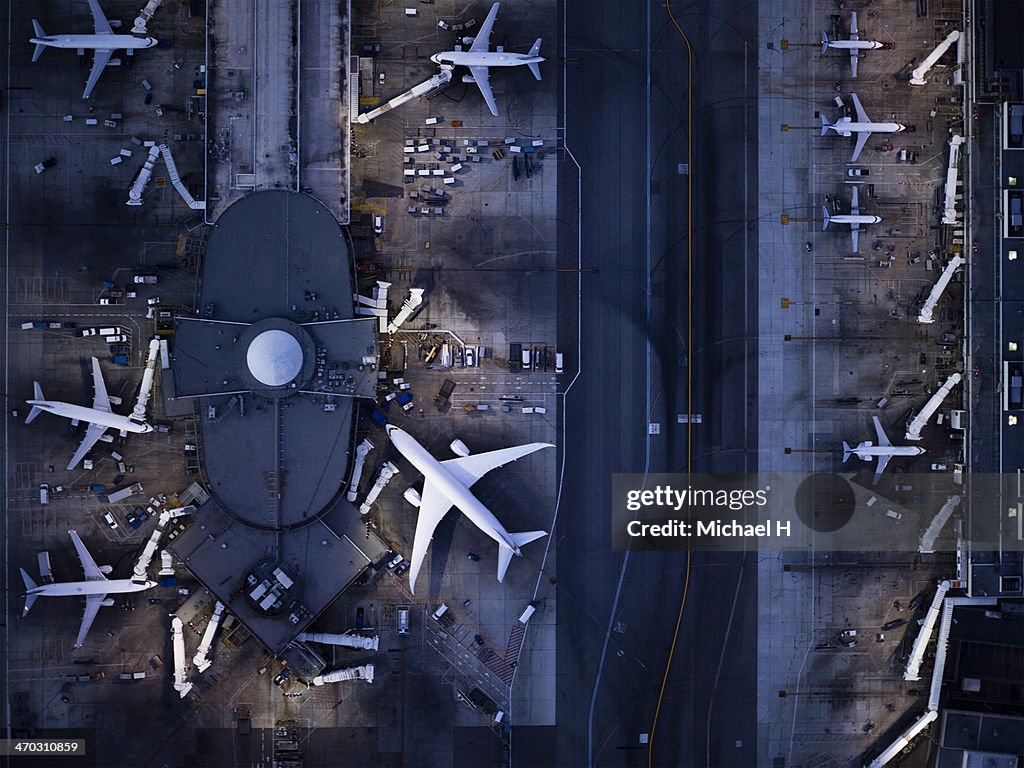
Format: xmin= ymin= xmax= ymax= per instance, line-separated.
xmin=356 ymin=70 xmax=453 ymax=124
xmin=297 ymin=632 xmax=379 ymax=651
xmin=904 ymin=373 xmax=961 ymax=440
xmin=941 ymin=134 xmax=965 ymax=225
xmin=917 ymin=256 xmax=965 ymax=323
xmin=904 ymin=580 xmax=950 ymax=681
xmin=193 ymin=601 xmax=225 ymax=673
xmin=909 ymin=29 xmax=961 ymax=86
xmin=346 ymin=439 xmax=373 ymax=502
xmin=919 ymin=496 xmax=961 ymax=554
xmin=360 ymin=461 xmax=399 ymax=515
xmin=311 ymin=664 xmax=374 ymax=685
xmin=171 ymin=616 xmax=193 ymax=697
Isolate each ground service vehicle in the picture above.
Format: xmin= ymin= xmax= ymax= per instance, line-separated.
xmin=397 ymin=605 xmax=410 ymax=635
xmin=509 ymin=343 xmax=522 ymax=372
xmin=434 ymin=379 xmax=456 ymax=408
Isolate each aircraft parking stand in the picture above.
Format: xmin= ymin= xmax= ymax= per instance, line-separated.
xmin=756 ymin=0 xmax=973 ymax=764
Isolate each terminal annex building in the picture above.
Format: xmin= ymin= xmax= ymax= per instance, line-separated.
xmin=166 ymin=190 xmax=387 ymax=678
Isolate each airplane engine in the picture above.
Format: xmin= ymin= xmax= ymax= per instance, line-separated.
xmin=99 ymin=565 xmax=113 ymax=574
xmin=99 ymin=434 xmax=114 ymax=443
xmin=403 ymin=487 xmax=422 ymax=507
xmin=462 ymin=36 xmax=476 ymax=46
xmin=461 ymin=75 xmax=476 ymax=84
xmin=101 ymin=598 xmax=115 ymax=607
xmin=450 ymin=439 xmax=471 ymax=457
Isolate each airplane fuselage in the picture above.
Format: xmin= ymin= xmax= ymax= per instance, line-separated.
xmin=387 ymin=426 xmax=520 ymax=553
xmin=430 ymin=51 xmax=543 ymax=69
xmin=827 ymin=118 xmax=906 ymax=136
xmin=30 ymin=34 xmax=158 ymax=51
xmin=830 ymin=214 xmax=883 ymax=225
xmin=25 ymin=399 xmax=152 ymax=434
xmin=851 ymin=443 xmax=926 ymax=461
xmin=25 ymin=578 xmax=156 ymax=602
xmin=827 ymin=40 xmax=884 ymax=51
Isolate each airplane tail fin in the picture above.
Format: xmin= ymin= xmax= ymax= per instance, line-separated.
xmin=822 ymin=206 xmax=831 ymax=231
xmin=842 ymin=441 xmax=852 ymax=463
xmin=31 ymin=21 xmax=47 ymax=62
xmin=19 ymin=569 xmax=39 ymax=616
xmin=496 ymin=531 xmax=547 ymax=582
xmin=527 ymin=39 xmax=542 ymax=80
xmin=820 ymin=32 xmax=830 ymax=55
xmin=820 ymin=113 xmax=832 ymax=136
xmin=25 ymin=382 xmax=45 ymax=424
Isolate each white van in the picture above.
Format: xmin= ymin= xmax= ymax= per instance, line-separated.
xmin=397 ymin=605 xmax=410 ymax=635
xmin=555 ymin=352 xmax=564 ymax=374
xmin=518 ymin=602 xmax=538 ymax=624
xmin=521 ymin=348 xmax=532 ymax=371
xmin=39 ymin=483 xmax=49 ymax=505
xmin=431 ymin=603 xmax=449 ymax=621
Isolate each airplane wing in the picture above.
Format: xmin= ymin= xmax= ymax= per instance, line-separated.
xmin=90 ymin=357 xmax=112 ymax=412
xmin=66 ymin=422 xmax=108 ymax=470
xmin=441 ymin=443 xmax=553 ymax=488
xmin=469 ymin=66 xmax=499 ymax=117
xmin=849 ymin=50 xmax=858 ymax=78
xmin=850 ymin=92 xmax=869 ymax=123
xmin=851 ymin=131 xmax=870 ymax=162
xmin=872 ymin=415 xmax=892 ymax=447
xmin=872 ymin=454 xmax=890 ymax=486
xmin=850 ymin=11 xmax=860 ymax=40
xmin=88 ymin=0 xmax=113 ymax=34
xmin=469 ymin=2 xmax=500 ymax=53
xmin=69 ymin=530 xmax=109 ymax=581
xmin=407 ymin=480 xmax=455 ymax=594
xmin=74 ymin=595 xmax=106 ymax=648
xmin=82 ymin=49 xmax=112 ymax=99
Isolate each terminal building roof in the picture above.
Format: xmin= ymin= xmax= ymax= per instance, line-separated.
xmin=167 ymin=191 xmax=388 ymax=659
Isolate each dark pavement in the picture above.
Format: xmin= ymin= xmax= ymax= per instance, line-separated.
xmin=551 ymin=1 xmax=760 ymax=766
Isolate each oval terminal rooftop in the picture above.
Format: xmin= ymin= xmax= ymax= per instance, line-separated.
xmin=170 ymin=190 xmax=378 ymax=530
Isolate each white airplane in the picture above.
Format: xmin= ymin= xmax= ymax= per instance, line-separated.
xmin=20 ymin=530 xmax=157 ymax=648
xmin=386 ymin=425 xmax=552 ymax=594
xmin=429 ymin=2 xmax=543 ymax=117
xmin=30 ymin=0 xmax=159 ymax=99
xmin=821 ymin=12 xmax=884 ymax=78
xmin=25 ymin=356 xmax=153 ymax=471
xmin=822 ymin=185 xmax=882 ymax=252
xmin=820 ymin=92 xmax=905 ymax=162
xmin=842 ymin=416 xmax=926 ymax=485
